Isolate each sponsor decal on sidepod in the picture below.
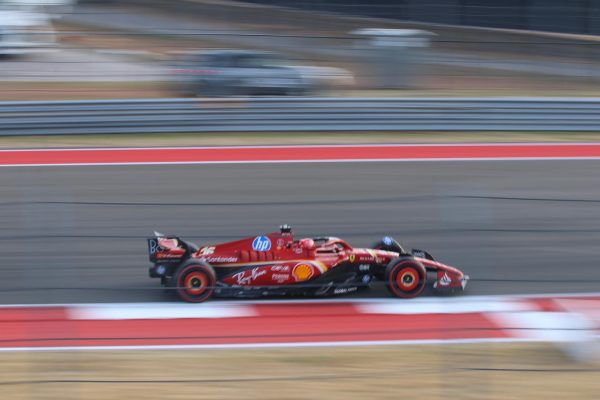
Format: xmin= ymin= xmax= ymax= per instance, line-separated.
xmin=252 ymin=236 xmax=271 ymax=251
xmin=292 ymin=263 xmax=314 ymax=282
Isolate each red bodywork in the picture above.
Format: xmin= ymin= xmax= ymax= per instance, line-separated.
xmin=148 ymin=228 xmax=469 ymax=301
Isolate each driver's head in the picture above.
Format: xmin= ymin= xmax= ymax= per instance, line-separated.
xmin=299 ymin=238 xmax=315 ymax=250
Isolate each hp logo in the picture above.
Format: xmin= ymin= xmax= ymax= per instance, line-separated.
xmin=252 ymin=236 xmax=271 ymax=251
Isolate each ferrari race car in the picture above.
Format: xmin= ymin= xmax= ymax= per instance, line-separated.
xmin=147 ymin=225 xmax=469 ymax=302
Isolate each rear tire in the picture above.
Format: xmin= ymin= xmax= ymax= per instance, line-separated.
xmin=172 ymin=261 xmax=216 ymax=303
xmin=385 ymin=258 xmax=427 ymax=298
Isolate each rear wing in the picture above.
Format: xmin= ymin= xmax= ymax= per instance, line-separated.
xmin=147 ymin=235 xmax=189 ymax=264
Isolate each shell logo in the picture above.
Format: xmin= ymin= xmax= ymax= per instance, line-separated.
xmin=292 ymin=263 xmax=314 ymax=282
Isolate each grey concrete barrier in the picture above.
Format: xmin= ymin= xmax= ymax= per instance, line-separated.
xmin=1 ymin=97 xmax=600 ymax=135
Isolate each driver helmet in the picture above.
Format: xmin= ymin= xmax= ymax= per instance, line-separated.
xmin=299 ymin=238 xmax=315 ymax=250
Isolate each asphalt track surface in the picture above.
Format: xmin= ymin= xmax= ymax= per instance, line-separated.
xmin=1 ymin=160 xmax=599 ymax=304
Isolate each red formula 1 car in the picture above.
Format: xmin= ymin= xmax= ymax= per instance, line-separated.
xmin=147 ymin=225 xmax=469 ymax=302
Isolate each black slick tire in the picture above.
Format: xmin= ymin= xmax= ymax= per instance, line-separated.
xmin=171 ymin=260 xmax=216 ymax=303
xmin=385 ymin=258 xmax=427 ymax=299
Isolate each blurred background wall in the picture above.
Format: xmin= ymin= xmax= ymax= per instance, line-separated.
xmin=215 ymin=0 xmax=600 ymax=35
xmin=2 ymin=0 xmax=598 ymax=100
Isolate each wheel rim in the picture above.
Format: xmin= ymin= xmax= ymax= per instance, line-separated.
xmin=183 ymin=271 xmax=208 ymax=296
xmin=396 ymin=267 xmax=419 ymax=291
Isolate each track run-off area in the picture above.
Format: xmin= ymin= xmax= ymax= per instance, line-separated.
xmin=0 ymin=294 xmax=599 ymax=351
xmin=1 ymin=143 xmax=599 ymax=350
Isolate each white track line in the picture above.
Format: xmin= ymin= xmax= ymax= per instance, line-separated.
xmin=0 ymin=292 xmax=598 ymax=308
xmin=0 ymin=338 xmax=538 ymax=353
xmin=68 ymin=303 xmax=256 ymax=320
xmin=3 ymin=157 xmax=600 ymax=168
xmin=488 ymin=311 xmax=597 ymax=342
xmin=3 ymin=142 xmax=600 ymax=152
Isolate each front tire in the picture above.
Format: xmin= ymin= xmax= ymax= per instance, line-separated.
xmin=172 ymin=261 xmax=216 ymax=303
xmin=385 ymin=258 xmax=427 ymax=298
